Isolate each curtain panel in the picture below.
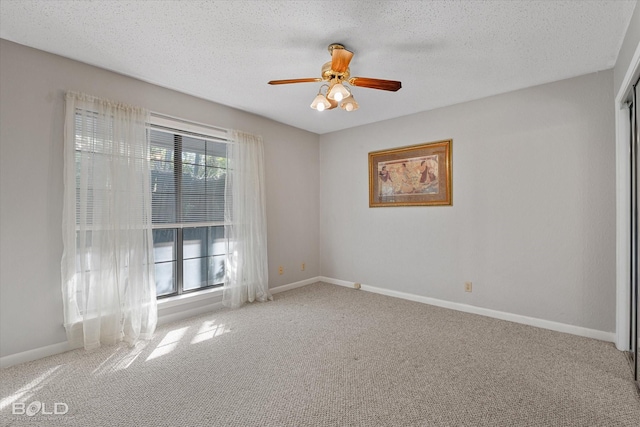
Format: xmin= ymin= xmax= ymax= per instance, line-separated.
xmin=223 ymin=130 xmax=271 ymax=308
xmin=61 ymin=91 xmax=157 ymax=350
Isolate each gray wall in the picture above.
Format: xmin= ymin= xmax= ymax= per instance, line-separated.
xmin=319 ymin=71 xmax=616 ymax=332
xmin=0 ymin=40 xmax=320 ymax=358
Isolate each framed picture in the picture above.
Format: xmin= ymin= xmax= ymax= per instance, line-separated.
xmin=369 ymin=139 xmax=452 ymax=207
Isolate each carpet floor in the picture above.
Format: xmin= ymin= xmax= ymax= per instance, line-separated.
xmin=1 ymin=282 xmax=639 ymax=426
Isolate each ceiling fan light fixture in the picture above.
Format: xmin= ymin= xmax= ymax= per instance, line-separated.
xmin=327 ymin=82 xmax=350 ymax=102
xmin=310 ymin=93 xmax=331 ymax=111
xmin=340 ymin=94 xmax=359 ymax=112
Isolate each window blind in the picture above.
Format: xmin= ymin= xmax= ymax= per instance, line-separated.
xmin=149 ymin=120 xmax=229 ymax=226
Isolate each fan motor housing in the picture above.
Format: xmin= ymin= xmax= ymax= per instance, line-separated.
xmin=321 ymin=61 xmax=350 ymax=82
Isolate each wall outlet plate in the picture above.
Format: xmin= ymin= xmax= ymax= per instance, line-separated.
xmin=465 ymin=282 xmax=472 ymax=292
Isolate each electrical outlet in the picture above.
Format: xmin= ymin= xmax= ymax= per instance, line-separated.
xmin=278 ymin=266 xmax=284 ymax=275
xmin=465 ymin=281 xmax=472 ymax=292
xmin=301 ymin=263 xmax=305 ymax=271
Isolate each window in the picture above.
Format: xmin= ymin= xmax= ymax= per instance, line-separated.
xmin=149 ymin=117 xmax=230 ymax=298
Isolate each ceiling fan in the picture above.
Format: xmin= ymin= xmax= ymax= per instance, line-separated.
xmin=268 ymin=43 xmax=402 ymax=112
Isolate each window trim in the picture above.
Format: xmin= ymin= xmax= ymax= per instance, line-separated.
xmin=150 ymin=113 xmax=229 ymax=142
xmin=157 ymin=286 xmax=223 ymax=310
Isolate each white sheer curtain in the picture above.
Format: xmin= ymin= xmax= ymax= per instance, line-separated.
xmin=61 ymin=91 xmax=157 ymax=350
xmin=223 ymin=130 xmax=271 ymax=308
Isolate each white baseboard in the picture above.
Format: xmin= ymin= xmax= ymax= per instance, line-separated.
xmin=270 ymin=277 xmax=320 ymax=294
xmin=0 ymin=341 xmax=73 ymax=369
xmin=318 ymin=277 xmax=356 ymax=289
xmin=318 ymin=276 xmax=615 ymax=343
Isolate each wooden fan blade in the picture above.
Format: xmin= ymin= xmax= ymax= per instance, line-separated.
xmin=268 ymin=78 xmax=322 ymax=85
xmin=331 ymin=47 xmax=354 ymax=73
xmin=348 ymin=77 xmax=402 ymax=91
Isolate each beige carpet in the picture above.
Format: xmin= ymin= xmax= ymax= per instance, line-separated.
xmin=1 ymin=282 xmax=638 ymax=426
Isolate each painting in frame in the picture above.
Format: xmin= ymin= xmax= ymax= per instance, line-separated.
xmin=369 ymin=139 xmax=452 ymax=207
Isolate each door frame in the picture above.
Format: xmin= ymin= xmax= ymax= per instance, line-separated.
xmin=615 ymin=42 xmax=640 ymax=351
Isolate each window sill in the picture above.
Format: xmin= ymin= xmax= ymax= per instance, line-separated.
xmin=157 ymin=287 xmax=224 ymax=310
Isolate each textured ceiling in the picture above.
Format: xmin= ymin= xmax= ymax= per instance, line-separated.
xmin=0 ymin=0 xmax=636 ymax=134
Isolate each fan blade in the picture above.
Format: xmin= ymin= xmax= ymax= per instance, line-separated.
xmin=268 ymin=78 xmax=322 ymax=85
xmin=331 ymin=47 xmax=353 ymax=73
xmin=349 ymin=77 xmax=402 ymax=91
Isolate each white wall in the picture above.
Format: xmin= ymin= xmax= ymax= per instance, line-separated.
xmin=0 ymin=40 xmax=320 ymax=358
xmin=319 ymin=71 xmax=616 ymax=333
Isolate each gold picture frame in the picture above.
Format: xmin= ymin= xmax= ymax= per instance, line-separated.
xmin=369 ymin=139 xmax=452 ymax=207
